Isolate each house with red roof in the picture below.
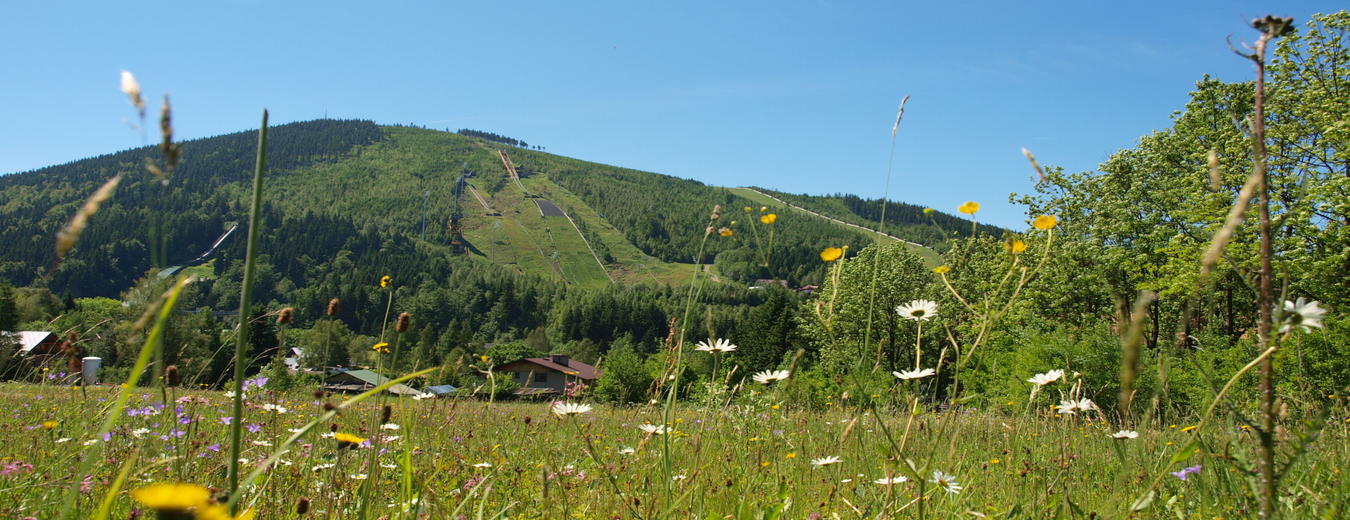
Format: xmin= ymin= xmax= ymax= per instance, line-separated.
xmin=499 ymin=354 xmax=600 ymax=396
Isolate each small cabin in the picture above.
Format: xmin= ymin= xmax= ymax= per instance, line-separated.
xmin=4 ymin=331 xmax=60 ymax=357
xmin=499 ymin=354 xmax=600 ymax=396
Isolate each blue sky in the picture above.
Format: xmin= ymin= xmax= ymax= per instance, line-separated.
xmin=3 ymin=1 xmax=1343 ymax=227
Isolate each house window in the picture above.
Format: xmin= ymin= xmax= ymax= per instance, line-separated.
xmin=534 ymin=373 xmax=548 ymax=383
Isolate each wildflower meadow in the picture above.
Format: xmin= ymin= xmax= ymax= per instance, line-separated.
xmin=2 ymin=10 xmax=1349 ymax=520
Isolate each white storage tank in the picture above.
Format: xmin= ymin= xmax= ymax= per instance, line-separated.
xmin=81 ymin=357 xmax=102 ymax=385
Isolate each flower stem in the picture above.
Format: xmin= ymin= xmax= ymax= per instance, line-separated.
xmin=228 ymin=109 xmax=268 ymax=511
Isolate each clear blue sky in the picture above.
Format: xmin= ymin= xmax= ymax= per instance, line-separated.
xmin=3 ymin=1 xmax=1342 ymax=227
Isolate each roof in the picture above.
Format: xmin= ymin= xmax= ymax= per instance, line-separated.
xmin=426 ymin=384 xmax=458 ymax=395
xmin=503 ymin=357 xmax=601 ymax=380
xmin=323 ymin=369 xmax=420 ymax=395
xmin=3 ymin=331 xmax=55 ymax=354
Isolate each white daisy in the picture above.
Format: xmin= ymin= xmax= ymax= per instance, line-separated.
xmin=896 ymin=300 xmax=938 ymax=321
xmin=1279 ymin=298 xmax=1327 ymax=334
xmin=312 ymin=463 xmax=335 ymax=471
xmin=811 ymin=456 xmax=842 ymax=468
xmin=260 ymin=403 xmax=288 ymax=414
xmin=1027 ymin=369 xmax=1065 ymax=386
xmin=1111 ymin=430 xmax=1139 ymax=440
xmin=618 ymin=447 xmax=636 ymax=455
xmin=638 ymin=423 xmax=668 ymax=435
xmin=893 ymin=368 xmax=936 ymax=380
xmin=752 ymin=370 xmax=790 ymax=384
xmin=694 ymin=338 xmax=737 ymax=353
xmin=472 ymin=462 xmax=493 ymax=469
xmin=130 ymin=428 xmax=151 ymax=438
xmin=551 ymin=402 xmax=593 ymax=417
xmin=929 ymin=470 xmax=962 ymax=494
xmin=381 ymin=423 xmax=401 ymax=430
xmin=874 ymin=476 xmax=909 ymax=485
xmin=412 ymin=392 xmax=436 ymax=400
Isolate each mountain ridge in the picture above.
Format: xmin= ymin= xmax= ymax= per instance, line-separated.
xmin=0 ymin=119 xmax=989 ymax=298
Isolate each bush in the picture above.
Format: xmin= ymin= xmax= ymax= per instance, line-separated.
xmin=595 ymin=342 xmax=652 ymax=404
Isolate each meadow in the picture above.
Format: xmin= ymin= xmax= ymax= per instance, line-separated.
xmin=5 ymin=378 xmax=1347 ymax=519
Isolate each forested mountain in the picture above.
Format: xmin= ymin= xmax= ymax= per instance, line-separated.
xmin=0 ymin=119 xmax=952 ymax=298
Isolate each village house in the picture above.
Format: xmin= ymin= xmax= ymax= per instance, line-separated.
xmin=499 ymin=354 xmax=600 ymax=396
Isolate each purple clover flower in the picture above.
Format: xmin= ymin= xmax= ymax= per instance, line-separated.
xmin=1170 ymin=464 xmax=1202 ymax=481
xmin=243 ymin=376 xmax=269 ymax=391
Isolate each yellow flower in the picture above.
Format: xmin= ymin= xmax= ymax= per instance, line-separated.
xmin=718 ymin=227 xmax=733 ymax=237
xmin=42 ymin=420 xmax=57 ymax=430
xmin=819 ymin=247 xmax=844 ymax=262
xmin=743 ymin=206 xmax=752 ymax=213
xmin=923 ymin=207 xmax=935 ymax=215
xmin=335 ymin=432 xmax=366 ymax=449
xmin=1032 ymin=215 xmax=1058 ymax=231
xmin=1180 ymin=425 xmax=1198 ymax=433
xmin=932 ymin=265 xmax=950 ymax=274
xmin=379 ymin=275 xmax=392 ymax=288
xmin=957 ymin=201 xmax=980 ymax=215
xmin=371 ymin=342 xmax=390 ymax=354
xmin=1006 ymin=239 xmax=1027 ymax=254
xmin=479 ymin=355 xmax=491 ymax=363
xmin=785 ymin=452 xmax=797 ymax=459
xmin=759 ymin=213 xmax=777 ymax=224
xmin=759 ymin=206 xmax=768 ymax=212
xmin=131 ymin=483 xmax=213 ymax=513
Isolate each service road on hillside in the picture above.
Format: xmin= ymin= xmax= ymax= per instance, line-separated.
xmin=534 ymin=199 xmax=566 ymax=217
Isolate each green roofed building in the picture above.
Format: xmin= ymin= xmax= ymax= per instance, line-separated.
xmin=322 ymin=368 xmax=420 ymax=396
